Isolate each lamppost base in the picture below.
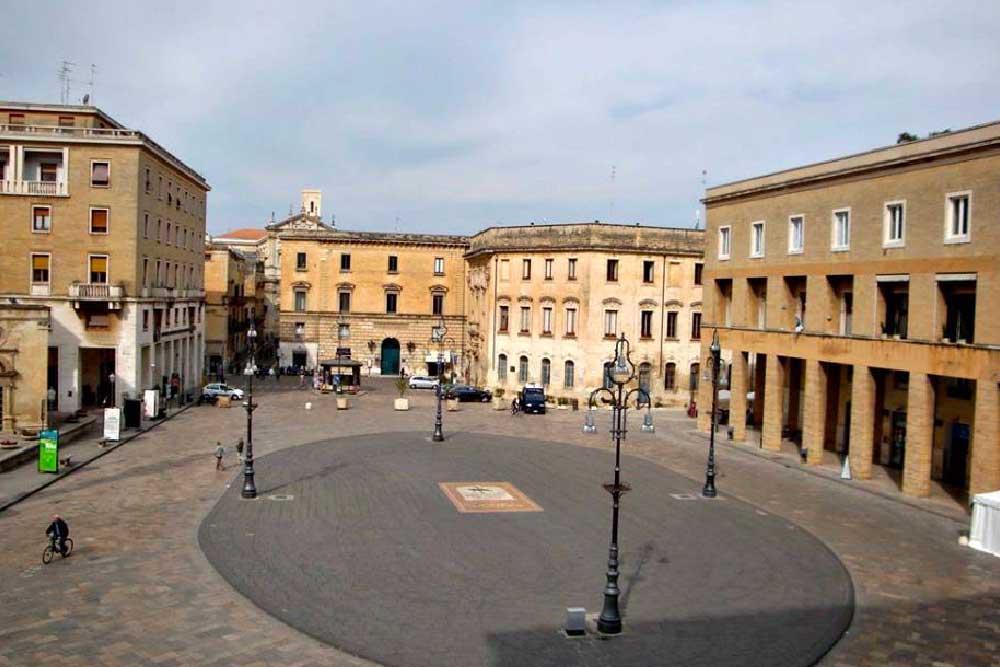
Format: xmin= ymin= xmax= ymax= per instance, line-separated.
xmin=701 ymin=482 xmax=717 ymax=498
xmin=597 ymin=615 xmax=622 ymax=635
xmin=432 ymin=430 xmax=444 ymax=443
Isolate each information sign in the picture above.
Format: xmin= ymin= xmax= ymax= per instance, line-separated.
xmin=38 ymin=430 xmax=59 ymax=473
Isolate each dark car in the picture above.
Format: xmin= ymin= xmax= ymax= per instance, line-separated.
xmin=520 ymin=385 xmax=546 ymax=414
xmin=445 ymin=385 xmax=492 ymax=402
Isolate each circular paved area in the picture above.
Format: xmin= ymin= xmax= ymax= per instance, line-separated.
xmin=199 ymin=432 xmax=853 ymax=667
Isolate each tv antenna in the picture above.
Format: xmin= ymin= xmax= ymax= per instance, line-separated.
xmin=86 ymin=64 xmax=97 ymax=104
xmin=694 ymin=169 xmax=708 ymax=229
xmin=58 ymin=61 xmax=76 ymax=104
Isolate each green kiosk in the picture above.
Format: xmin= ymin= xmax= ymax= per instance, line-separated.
xmin=38 ymin=430 xmax=59 ymax=473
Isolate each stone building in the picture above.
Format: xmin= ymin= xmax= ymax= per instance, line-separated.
xmin=0 ymin=102 xmax=209 ymax=410
xmin=0 ymin=304 xmax=50 ymax=433
xmin=465 ymin=223 xmax=705 ymax=405
xmin=203 ymin=245 xmax=265 ymax=379
xmin=698 ymin=121 xmax=1000 ymax=498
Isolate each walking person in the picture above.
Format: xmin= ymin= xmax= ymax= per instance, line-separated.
xmin=46 ymin=514 xmax=70 ymax=556
xmin=235 ymin=438 xmax=245 ymax=465
xmin=299 ymin=370 xmax=306 ymax=389
xmin=215 ymin=442 xmax=225 ymax=471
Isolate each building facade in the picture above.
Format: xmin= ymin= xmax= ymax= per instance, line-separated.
xmin=0 ymin=304 xmax=50 ymax=433
xmin=465 ymin=223 xmax=704 ymax=405
xmin=204 ymin=245 xmax=265 ymax=379
xmin=0 ymin=102 xmax=209 ymax=410
xmin=698 ymin=121 xmax=1000 ymax=498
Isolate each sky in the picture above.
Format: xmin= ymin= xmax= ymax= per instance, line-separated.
xmin=2 ymin=1 xmax=999 ymax=236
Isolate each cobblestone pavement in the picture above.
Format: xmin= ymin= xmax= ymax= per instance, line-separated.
xmin=1 ymin=376 xmax=998 ymax=667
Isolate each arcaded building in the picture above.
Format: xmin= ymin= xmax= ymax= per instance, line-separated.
xmin=698 ymin=121 xmax=1000 ymax=498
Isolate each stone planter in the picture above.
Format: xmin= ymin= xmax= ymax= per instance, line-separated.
xmin=492 ymin=397 xmax=508 ymax=411
xmin=446 ymin=398 xmax=459 ymax=412
xmin=336 ymin=396 xmax=349 ymax=410
xmin=394 ymin=398 xmax=410 ymax=411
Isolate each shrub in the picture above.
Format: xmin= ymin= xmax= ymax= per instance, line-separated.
xmin=558 ymin=397 xmax=568 ymax=406
xmin=494 ymin=388 xmax=505 ymax=398
xmin=394 ymin=376 xmax=409 ymax=398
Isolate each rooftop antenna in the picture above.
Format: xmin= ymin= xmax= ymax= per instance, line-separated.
xmin=58 ymin=61 xmax=76 ymax=104
xmin=694 ymin=169 xmax=708 ymax=229
xmin=87 ymin=64 xmax=97 ymax=104
xmin=609 ymin=165 xmax=617 ymax=222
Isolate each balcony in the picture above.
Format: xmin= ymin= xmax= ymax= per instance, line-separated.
xmin=0 ymin=179 xmax=69 ymax=196
xmin=69 ymin=283 xmax=124 ymax=310
xmin=0 ymin=122 xmax=141 ymax=140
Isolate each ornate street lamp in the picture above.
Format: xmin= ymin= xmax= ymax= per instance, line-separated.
xmin=241 ymin=321 xmax=258 ymax=500
xmin=431 ymin=315 xmax=447 ymax=442
xmin=702 ymin=329 xmax=722 ymax=498
xmin=582 ymin=333 xmax=654 ymax=635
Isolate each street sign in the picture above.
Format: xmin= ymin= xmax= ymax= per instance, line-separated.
xmin=104 ymin=408 xmax=121 ymax=441
xmin=38 ymin=430 xmax=59 ymax=473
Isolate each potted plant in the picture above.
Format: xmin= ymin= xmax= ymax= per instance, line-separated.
xmin=557 ymin=397 xmax=569 ymax=410
xmin=336 ymin=394 xmax=349 ymax=410
xmin=447 ymin=395 xmax=459 ymax=412
xmin=492 ymin=387 xmax=508 ymax=411
xmin=394 ymin=377 xmax=410 ymax=411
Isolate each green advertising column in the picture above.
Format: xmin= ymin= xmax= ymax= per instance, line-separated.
xmin=38 ymin=430 xmax=59 ymax=473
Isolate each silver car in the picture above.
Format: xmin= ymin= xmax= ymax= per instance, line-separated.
xmin=407 ymin=375 xmax=440 ymax=390
xmin=202 ymin=383 xmax=245 ymax=401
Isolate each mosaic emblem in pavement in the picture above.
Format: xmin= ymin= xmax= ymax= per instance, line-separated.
xmin=438 ymin=481 xmax=543 ymax=513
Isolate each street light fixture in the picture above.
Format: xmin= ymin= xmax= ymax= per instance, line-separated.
xmin=702 ymin=329 xmax=722 ymax=498
xmin=241 ymin=321 xmax=258 ymax=500
xmin=582 ymin=333 xmax=654 ymax=635
xmin=431 ymin=314 xmax=446 ymax=442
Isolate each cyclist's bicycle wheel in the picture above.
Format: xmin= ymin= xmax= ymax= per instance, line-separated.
xmin=62 ymin=538 xmax=74 ymax=557
xmin=42 ymin=545 xmax=55 ymax=564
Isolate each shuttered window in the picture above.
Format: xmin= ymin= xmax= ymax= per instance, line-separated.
xmin=90 ymin=208 xmax=109 ymax=234
xmin=32 ymin=254 xmax=50 ymax=283
xmin=89 ymin=255 xmax=108 ymax=283
xmin=91 ymin=161 xmax=110 ymax=187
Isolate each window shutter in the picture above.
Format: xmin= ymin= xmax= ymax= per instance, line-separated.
xmin=90 ymin=256 xmax=108 ymax=272
xmin=33 ymin=255 xmax=48 ymax=270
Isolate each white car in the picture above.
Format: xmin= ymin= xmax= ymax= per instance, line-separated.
xmin=202 ymin=383 xmax=245 ymax=401
xmin=408 ymin=375 xmax=440 ymax=390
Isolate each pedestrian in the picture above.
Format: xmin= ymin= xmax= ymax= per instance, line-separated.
xmin=299 ymin=370 xmax=305 ymax=389
xmin=215 ymin=441 xmax=225 ymax=471
xmin=46 ymin=514 xmax=70 ymax=556
xmin=269 ymin=366 xmax=276 ymax=382
xmin=235 ymin=438 xmax=245 ymax=464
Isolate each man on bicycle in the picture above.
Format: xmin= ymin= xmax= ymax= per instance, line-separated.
xmin=46 ymin=514 xmax=70 ymax=556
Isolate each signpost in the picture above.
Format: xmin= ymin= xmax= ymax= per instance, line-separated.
xmin=38 ymin=430 xmax=59 ymax=473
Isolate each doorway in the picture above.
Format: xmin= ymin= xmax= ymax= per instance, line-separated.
xmin=381 ymin=338 xmax=400 ymax=375
xmin=944 ymin=422 xmax=970 ymax=487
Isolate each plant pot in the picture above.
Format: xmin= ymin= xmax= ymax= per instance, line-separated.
xmin=336 ymin=397 xmax=349 ymax=410
xmin=492 ymin=397 xmax=508 ymax=411
xmin=394 ymin=398 xmax=410 ymax=411
xmin=446 ymin=398 xmax=459 ymax=412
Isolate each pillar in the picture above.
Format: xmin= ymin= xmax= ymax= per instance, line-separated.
xmin=969 ymin=380 xmax=999 ymax=497
xmin=762 ymin=355 xmax=785 ymax=452
xmin=802 ymin=360 xmax=827 ymax=465
xmin=730 ymin=351 xmax=748 ymax=442
xmin=903 ymin=372 xmax=935 ymax=497
xmin=849 ymin=364 xmax=876 ymax=480
xmin=787 ymin=358 xmax=803 ymax=432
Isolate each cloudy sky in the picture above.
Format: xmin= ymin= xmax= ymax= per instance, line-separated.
xmin=2 ymin=1 xmax=999 ymax=235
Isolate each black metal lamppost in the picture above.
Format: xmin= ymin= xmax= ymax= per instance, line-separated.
xmin=431 ymin=315 xmax=446 ymax=442
xmin=702 ymin=329 xmax=722 ymax=498
xmin=582 ymin=333 xmax=654 ymax=635
xmin=241 ymin=321 xmax=258 ymax=500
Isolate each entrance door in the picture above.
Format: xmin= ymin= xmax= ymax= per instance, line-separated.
xmin=944 ymin=422 xmax=970 ymax=487
xmin=380 ymin=338 xmax=400 ymax=375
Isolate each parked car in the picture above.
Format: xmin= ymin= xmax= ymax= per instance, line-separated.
xmin=446 ymin=385 xmax=492 ymax=402
xmin=202 ymin=383 xmax=245 ymax=402
xmin=520 ymin=384 xmax=547 ymax=414
xmin=408 ymin=375 xmax=441 ymax=390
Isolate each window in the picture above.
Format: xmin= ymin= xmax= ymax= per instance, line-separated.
xmin=689 ymin=363 xmax=700 ymax=391
xmin=568 ymin=258 xmax=577 ymax=280
xmin=499 ymin=305 xmax=509 ymax=332
xmin=142 ymin=309 xmax=149 ymax=331
xmin=296 ymin=252 xmax=307 ymax=270
xmin=145 ymin=168 xmax=151 ymax=192
xmin=432 ymin=293 xmax=444 ymax=316
xmin=32 ymin=205 xmax=51 ymax=232
xmin=520 ymin=306 xmax=531 ymax=332
xmin=788 ymin=215 xmax=804 ymax=254
xmin=165 ymin=222 xmax=172 ymax=244
xmin=832 ymin=208 xmax=850 ymax=250
xmin=89 ymin=208 xmax=108 ymax=234
xmin=294 ymin=291 xmax=306 ymax=311
xmin=142 ymin=258 xmax=149 ymax=286
xmin=386 ymin=292 xmax=398 ymax=314
xmin=339 ymin=291 xmax=351 ymax=312
xmin=643 ymin=260 xmax=654 ymax=283
xmin=545 ymin=258 xmax=554 ymax=280
xmin=518 ymin=356 xmax=529 ymax=383
xmin=604 ymin=309 xmax=618 ymax=338
xmin=90 ymin=161 xmax=110 ymax=187
xmin=606 ymin=259 xmax=619 ymax=281
xmin=542 ymin=307 xmax=553 ymax=334
xmin=157 ymin=218 xmax=162 ymax=243
xmin=750 ymin=221 xmax=765 ymax=258
xmin=690 ymin=312 xmax=702 ymax=340
xmin=522 ymin=259 xmax=531 ymax=280
xmin=639 ymin=363 xmax=652 ymax=397
xmin=564 ymin=360 xmax=575 ymax=388
xmin=340 ymin=253 xmax=351 ymax=271
xmin=499 ymin=259 xmax=510 ymax=281
xmin=565 ymin=307 xmax=577 ymax=336
xmin=883 ymin=202 xmax=905 ymax=247
xmin=945 ymin=192 xmax=970 ymax=243
xmin=9 ymin=113 xmax=25 ymax=126
xmin=694 ymin=263 xmax=703 ymax=285
xmin=155 ymin=259 xmax=162 ymax=286
xmin=664 ymin=363 xmax=676 ymax=390
xmin=718 ymin=226 xmax=732 ymax=259
xmin=433 ymin=257 xmax=444 ymax=275
xmin=40 ymin=163 xmax=57 ymax=182
xmin=388 ymin=255 xmax=398 ymax=273
xmin=541 ymin=358 xmax=551 ymax=386
xmin=640 ymin=310 xmax=654 ymax=338
xmin=89 ymin=255 xmax=108 ymax=284
xmin=31 ymin=253 xmax=50 ymax=284
xmin=666 ymin=311 xmax=678 ymax=339
xmin=143 ymin=213 xmax=149 ymax=239
xmin=498 ymin=354 xmax=508 ymax=382
xmin=158 ymin=175 xmax=163 ymax=199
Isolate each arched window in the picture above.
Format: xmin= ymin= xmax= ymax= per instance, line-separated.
xmin=541 ymin=358 xmax=551 ymax=386
xmin=564 ymin=360 xmax=575 ymax=388
xmin=689 ymin=362 xmax=700 ymax=391
xmin=638 ymin=362 xmax=652 ymax=398
xmin=664 ymin=363 xmax=676 ymax=390
xmin=519 ymin=356 xmax=529 ymax=383
xmin=498 ymin=354 xmax=508 ymax=382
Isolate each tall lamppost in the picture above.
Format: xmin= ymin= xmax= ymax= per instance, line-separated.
xmin=582 ymin=333 xmax=654 ymax=635
xmin=702 ymin=329 xmax=722 ymax=498
xmin=431 ymin=315 xmax=446 ymax=442
xmin=241 ymin=321 xmax=258 ymax=500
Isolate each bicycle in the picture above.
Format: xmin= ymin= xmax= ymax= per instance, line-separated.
xmin=42 ymin=536 xmax=74 ymax=564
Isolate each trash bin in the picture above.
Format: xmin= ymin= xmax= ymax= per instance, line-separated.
xmin=123 ymin=398 xmax=142 ymax=429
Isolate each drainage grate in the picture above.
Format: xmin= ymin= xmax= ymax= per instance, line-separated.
xmin=267 ymin=493 xmax=294 ymax=502
xmin=670 ymin=493 xmax=697 ymax=500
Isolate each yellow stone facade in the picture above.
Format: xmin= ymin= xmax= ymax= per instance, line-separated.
xmin=699 ymin=121 xmax=1000 ymax=497
xmin=204 ymin=245 xmax=265 ymax=379
xmin=0 ymin=305 xmax=50 ymax=433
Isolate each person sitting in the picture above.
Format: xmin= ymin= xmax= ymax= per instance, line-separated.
xmin=46 ymin=514 xmax=70 ymax=556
